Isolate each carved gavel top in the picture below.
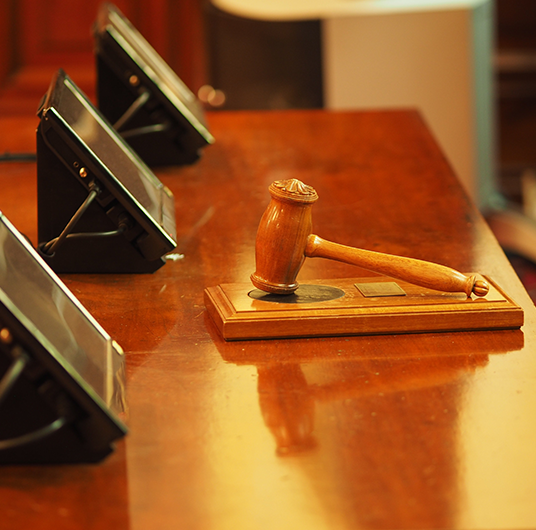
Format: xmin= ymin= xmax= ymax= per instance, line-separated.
xmin=251 ymin=179 xmax=489 ymax=297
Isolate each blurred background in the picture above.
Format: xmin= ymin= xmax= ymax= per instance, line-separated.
xmin=1 ymin=0 xmax=536 ymax=297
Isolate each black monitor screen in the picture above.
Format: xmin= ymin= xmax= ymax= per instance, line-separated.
xmin=39 ymin=69 xmax=176 ymax=261
xmin=58 ymin=75 xmax=165 ymax=219
xmin=95 ymin=2 xmax=214 ymax=145
xmin=0 ymin=213 xmax=124 ymax=415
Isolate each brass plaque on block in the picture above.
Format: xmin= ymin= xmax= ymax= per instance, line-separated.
xmin=355 ymin=282 xmax=406 ymax=297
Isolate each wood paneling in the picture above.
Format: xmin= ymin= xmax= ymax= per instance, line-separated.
xmin=0 ymin=0 xmax=17 ymax=87
xmin=0 ymin=0 xmax=207 ymax=114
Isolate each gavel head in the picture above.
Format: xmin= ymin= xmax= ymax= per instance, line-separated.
xmin=251 ymin=179 xmax=318 ymax=294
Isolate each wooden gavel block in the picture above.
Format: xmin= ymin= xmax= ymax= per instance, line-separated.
xmin=204 ymin=179 xmax=523 ymax=341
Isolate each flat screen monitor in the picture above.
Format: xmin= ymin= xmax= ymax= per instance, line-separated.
xmin=0 ymin=212 xmax=127 ymax=464
xmin=37 ymin=68 xmax=177 ymax=273
xmin=94 ymin=2 xmax=214 ymax=166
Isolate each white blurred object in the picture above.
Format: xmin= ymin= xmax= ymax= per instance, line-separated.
xmin=212 ymin=0 xmax=495 ymax=210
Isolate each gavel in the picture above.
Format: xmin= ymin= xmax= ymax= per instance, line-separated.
xmin=251 ymin=179 xmax=489 ymax=297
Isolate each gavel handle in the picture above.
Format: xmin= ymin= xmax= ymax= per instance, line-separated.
xmin=305 ymin=235 xmax=489 ymax=297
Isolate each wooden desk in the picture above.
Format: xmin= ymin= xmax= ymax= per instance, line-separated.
xmin=0 ymin=109 xmax=534 ymax=529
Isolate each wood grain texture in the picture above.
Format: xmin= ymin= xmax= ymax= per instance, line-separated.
xmin=205 ymin=275 xmax=522 ymax=340
xmin=0 ymin=0 xmax=207 ymax=115
xmin=250 ymin=178 xmax=489 ymax=296
xmin=0 ymin=109 xmax=535 ymax=529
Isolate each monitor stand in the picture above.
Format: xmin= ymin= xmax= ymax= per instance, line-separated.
xmin=0 ymin=349 xmax=115 ymax=464
xmin=96 ymin=56 xmax=202 ymax=167
xmin=36 ymin=131 xmax=166 ymax=273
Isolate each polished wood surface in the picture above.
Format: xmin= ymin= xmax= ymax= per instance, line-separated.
xmin=0 ymin=109 xmax=535 ymax=529
xmin=205 ymin=274 xmax=523 ymax=340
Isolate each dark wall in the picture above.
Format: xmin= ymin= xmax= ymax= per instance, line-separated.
xmin=204 ymin=5 xmax=323 ymax=110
